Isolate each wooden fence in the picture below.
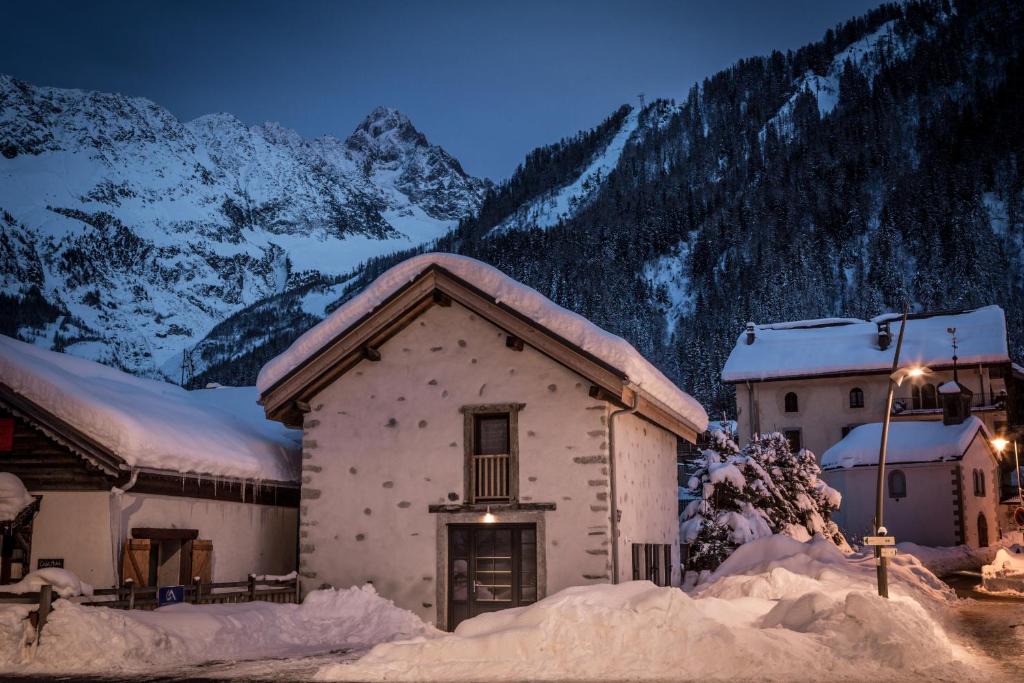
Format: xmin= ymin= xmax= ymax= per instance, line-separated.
xmin=0 ymin=574 xmax=300 ymax=639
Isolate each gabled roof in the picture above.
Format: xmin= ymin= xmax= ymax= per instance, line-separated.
xmin=722 ymin=306 xmax=1009 ymax=383
xmin=258 ymin=253 xmax=708 ymax=440
xmin=820 ymin=417 xmax=991 ymax=470
xmin=0 ymin=335 xmax=300 ymax=482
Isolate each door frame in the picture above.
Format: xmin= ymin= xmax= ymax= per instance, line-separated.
xmin=435 ymin=510 xmax=547 ymax=630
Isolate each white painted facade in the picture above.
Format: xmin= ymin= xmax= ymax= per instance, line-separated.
xmin=735 ymin=366 xmax=1009 ymax=458
xmin=297 ymin=302 xmax=681 ymax=627
xmin=26 ymin=489 xmax=297 ymax=587
xmin=823 ymin=433 xmax=1002 ymax=548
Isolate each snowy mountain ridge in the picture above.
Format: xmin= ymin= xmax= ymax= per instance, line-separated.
xmin=0 ymin=74 xmax=488 ymax=378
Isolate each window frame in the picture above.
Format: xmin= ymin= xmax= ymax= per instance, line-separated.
xmin=784 ymin=392 xmax=799 ymax=413
xmin=849 ymin=387 xmax=865 ymax=409
xmin=461 ymin=403 xmax=524 ymax=504
xmin=888 ymin=469 xmax=907 ymax=499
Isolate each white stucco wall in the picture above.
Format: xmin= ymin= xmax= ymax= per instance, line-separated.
xmin=28 ymin=491 xmax=115 ymax=587
xmin=823 ymin=462 xmax=958 ymax=547
xmin=614 ymin=411 xmax=680 ymax=585
xmin=959 ymin=435 xmax=1002 ymax=547
xmin=27 ymin=489 xmax=297 ymax=588
xmin=299 ymin=301 xmax=681 ymax=627
xmin=737 ymin=366 xmax=1006 ymax=458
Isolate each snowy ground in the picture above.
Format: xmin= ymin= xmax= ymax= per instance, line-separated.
xmin=4 ymin=536 xmax=1023 ymax=681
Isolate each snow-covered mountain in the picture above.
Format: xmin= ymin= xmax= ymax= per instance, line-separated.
xmin=0 ymin=75 xmax=488 ymax=377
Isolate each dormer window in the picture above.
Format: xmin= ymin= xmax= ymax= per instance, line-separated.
xmin=784 ymin=392 xmax=798 ymax=413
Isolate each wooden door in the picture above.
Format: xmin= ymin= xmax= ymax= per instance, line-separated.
xmin=447 ymin=524 xmax=537 ymax=630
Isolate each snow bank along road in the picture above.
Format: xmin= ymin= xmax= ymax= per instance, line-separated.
xmin=1 ymin=535 xmax=1020 ymax=681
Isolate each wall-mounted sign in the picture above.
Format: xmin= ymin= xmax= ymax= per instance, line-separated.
xmin=37 ymin=558 xmax=64 ymax=569
xmin=0 ymin=418 xmax=13 ymax=452
xmin=158 ymin=584 xmax=185 ymax=607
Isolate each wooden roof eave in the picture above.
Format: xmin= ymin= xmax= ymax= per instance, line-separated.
xmin=260 ymin=265 xmax=703 ymax=439
xmin=724 ymin=358 xmax=1013 ymax=385
xmin=0 ymin=382 xmax=124 ymax=477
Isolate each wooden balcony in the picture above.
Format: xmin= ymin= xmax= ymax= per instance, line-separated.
xmin=472 ymin=453 xmax=511 ymax=501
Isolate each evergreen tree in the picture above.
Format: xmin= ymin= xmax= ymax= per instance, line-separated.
xmin=680 ymin=428 xmax=846 ymax=571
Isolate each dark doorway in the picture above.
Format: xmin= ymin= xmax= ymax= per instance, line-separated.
xmin=447 ymin=524 xmax=537 ymax=630
xmin=978 ymin=513 xmax=989 ymax=548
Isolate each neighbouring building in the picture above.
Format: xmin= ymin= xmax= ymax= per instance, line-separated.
xmin=0 ymin=335 xmax=300 ymax=588
xmin=721 ymin=306 xmax=1022 ymax=458
xmin=820 ymin=382 xmax=1004 ymax=548
xmin=257 ymin=253 xmax=708 ymax=630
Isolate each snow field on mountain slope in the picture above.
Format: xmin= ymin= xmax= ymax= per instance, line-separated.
xmin=317 ymin=535 xmax=991 ymax=682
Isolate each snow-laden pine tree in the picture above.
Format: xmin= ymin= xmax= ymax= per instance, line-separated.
xmin=680 ymin=428 xmax=846 ymax=571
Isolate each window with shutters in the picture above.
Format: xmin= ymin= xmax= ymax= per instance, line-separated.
xmin=122 ymin=528 xmax=205 ymax=586
xmin=462 ymin=404 xmax=523 ymax=503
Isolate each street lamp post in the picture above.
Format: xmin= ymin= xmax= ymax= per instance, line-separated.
xmin=992 ymin=437 xmax=1022 ymax=528
xmin=873 ymin=310 xmax=907 ymax=599
xmin=872 ymin=308 xmax=931 ymax=599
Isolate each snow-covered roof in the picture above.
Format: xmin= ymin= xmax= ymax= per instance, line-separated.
xmin=258 ymin=253 xmax=708 ymax=433
xmin=722 ymin=306 xmax=1008 ymax=383
xmin=0 ymin=335 xmax=300 ymax=482
xmin=820 ymin=417 xmax=988 ymax=470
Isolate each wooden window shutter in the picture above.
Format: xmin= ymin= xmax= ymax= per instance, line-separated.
xmin=191 ymin=539 xmax=213 ymax=583
xmin=122 ymin=538 xmax=150 ymax=585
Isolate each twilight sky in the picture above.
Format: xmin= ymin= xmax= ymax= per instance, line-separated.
xmin=2 ymin=0 xmax=881 ymax=180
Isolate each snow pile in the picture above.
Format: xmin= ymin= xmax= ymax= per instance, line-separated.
xmin=982 ymin=546 xmax=1024 ymax=579
xmin=1 ymin=568 xmax=93 ymax=598
xmin=0 ymin=473 xmax=35 ymax=522
xmin=257 ymin=253 xmax=708 ymax=432
xmin=821 ymin=417 xmax=986 ymax=469
xmin=722 ymin=306 xmax=1008 ymax=383
xmin=316 ymin=536 xmax=982 ymax=682
xmin=897 ymin=543 xmax=994 ymax=576
xmin=0 ymin=335 xmax=300 ymax=481
xmin=2 ymin=585 xmax=433 ymax=675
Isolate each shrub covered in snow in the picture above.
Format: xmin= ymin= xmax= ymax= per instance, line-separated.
xmin=680 ymin=429 xmax=845 ymax=570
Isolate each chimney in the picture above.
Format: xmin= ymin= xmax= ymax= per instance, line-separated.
xmin=745 ymin=323 xmax=756 ymax=346
xmin=877 ymin=321 xmax=892 ymax=351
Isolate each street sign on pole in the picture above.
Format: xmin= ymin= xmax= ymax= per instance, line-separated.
xmin=879 ymin=547 xmax=898 ymax=557
xmin=863 ymin=536 xmax=896 ymax=546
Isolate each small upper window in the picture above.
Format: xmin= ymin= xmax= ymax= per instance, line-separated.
xmin=888 ymin=469 xmax=907 ymax=499
xmin=912 ymin=383 xmax=938 ymax=410
xmin=849 ymin=388 xmax=864 ymax=409
xmin=973 ymin=469 xmax=986 ymax=497
xmin=784 ymin=392 xmax=799 ymax=413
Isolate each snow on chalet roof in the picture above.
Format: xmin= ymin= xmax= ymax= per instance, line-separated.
xmin=0 ymin=335 xmax=300 ymax=482
xmin=820 ymin=417 xmax=988 ymax=470
xmin=257 ymin=253 xmax=708 ymax=432
xmin=722 ymin=306 xmax=1008 ymax=383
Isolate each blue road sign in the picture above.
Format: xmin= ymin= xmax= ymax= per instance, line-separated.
xmin=158 ymin=585 xmax=185 ymax=607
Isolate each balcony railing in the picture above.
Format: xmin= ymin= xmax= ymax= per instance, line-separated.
xmin=473 ymin=453 xmax=510 ymax=501
xmin=892 ymin=392 xmax=1006 ymax=415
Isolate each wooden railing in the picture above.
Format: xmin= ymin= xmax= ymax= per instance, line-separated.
xmin=473 ymin=453 xmax=511 ymax=501
xmin=0 ymin=574 xmax=300 ymax=642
